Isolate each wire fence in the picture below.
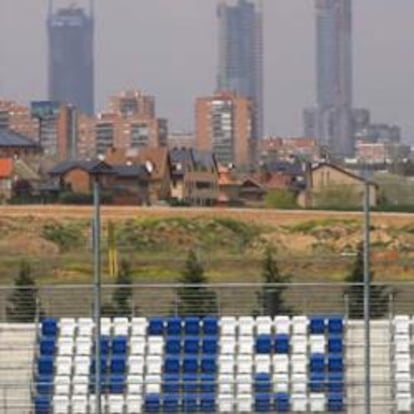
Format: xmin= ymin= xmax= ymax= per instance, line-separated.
xmin=0 ymin=282 xmax=412 ymax=321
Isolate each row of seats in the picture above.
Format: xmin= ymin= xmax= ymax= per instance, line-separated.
xmin=40 ymin=316 xmax=343 ymax=338
xmin=36 ymin=392 xmax=344 ymax=413
xmin=392 ymin=316 xmax=413 ymax=412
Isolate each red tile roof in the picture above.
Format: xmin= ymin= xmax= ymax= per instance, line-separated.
xmin=0 ymin=158 xmax=13 ymax=178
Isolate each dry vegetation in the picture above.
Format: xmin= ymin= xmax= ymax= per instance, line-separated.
xmin=0 ymin=205 xmax=413 ymax=284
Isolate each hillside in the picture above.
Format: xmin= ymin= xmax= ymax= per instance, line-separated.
xmin=0 ymin=206 xmax=413 ymax=284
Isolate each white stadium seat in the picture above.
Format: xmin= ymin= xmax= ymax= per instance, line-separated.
xmin=310 ymin=393 xmax=326 ymax=412
xmin=238 ymin=336 xmax=253 ymax=354
xmin=54 ymin=375 xmax=71 ymax=396
xmin=273 ymin=373 xmax=289 ymax=393
xmin=100 ymin=317 xmax=112 ymax=336
xmin=395 ymin=372 xmax=412 ymax=393
xmin=292 ymin=373 xmax=307 ymax=393
xmin=127 ymin=375 xmax=143 ymax=394
xmin=309 ymin=335 xmax=326 ymax=354
xmin=292 ymin=316 xmax=308 ymax=335
xmin=273 ymin=354 xmax=289 ymax=374
xmin=236 ymin=394 xmax=252 ymax=413
xmin=236 ymin=355 xmax=253 ymax=374
xmin=147 ymin=337 xmax=163 ymax=355
xmin=56 ymin=356 xmax=72 ymax=376
xmin=291 ymin=393 xmax=308 ymax=412
xmin=130 ymin=338 xmax=146 ymax=355
xmin=113 ymin=317 xmax=129 ymax=336
xmin=235 ymin=374 xmax=252 ymax=394
xmin=53 ymin=395 xmax=70 ymax=414
xmin=395 ymin=334 xmax=411 ymax=354
xmin=73 ymin=356 xmax=89 ymax=376
xmin=221 ymin=337 xmax=236 ymax=354
xmin=256 ymin=316 xmax=272 ymax=335
xmin=219 ymin=355 xmax=234 ymax=374
xmin=274 ymin=315 xmax=290 ymax=335
xmin=394 ymin=315 xmax=410 ymax=335
xmin=75 ymin=337 xmax=91 ymax=356
xmin=128 ymin=355 xmax=145 ymax=375
xmin=57 ymin=337 xmax=74 ymax=356
xmin=77 ymin=318 xmax=94 ymax=337
xmin=221 ymin=317 xmax=237 ymax=336
xmin=72 ymin=375 xmax=88 ymax=395
xmin=146 ymin=355 xmax=162 ymax=375
xmin=218 ymin=374 xmax=234 ymax=394
xmin=126 ymin=395 xmax=142 ymax=414
xmin=59 ymin=318 xmax=76 ymax=337
xmin=107 ymin=395 xmax=124 ymax=414
xmin=291 ymin=335 xmax=307 ymax=354
xmin=71 ymin=395 xmax=88 ymax=414
xmin=131 ymin=318 xmax=147 ymax=336
xmin=291 ymin=354 xmax=307 ymax=374
xmin=396 ymin=392 xmax=412 ymax=412
xmin=238 ymin=317 xmax=255 ymax=336
xmin=144 ymin=374 xmax=161 ymax=394
xmin=218 ymin=394 xmax=234 ymax=413
xmin=255 ymin=354 xmax=271 ymax=373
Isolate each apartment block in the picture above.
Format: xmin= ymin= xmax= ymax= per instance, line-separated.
xmin=196 ymin=92 xmax=253 ymax=168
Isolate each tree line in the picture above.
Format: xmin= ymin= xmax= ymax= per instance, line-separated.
xmin=6 ymin=241 xmax=389 ymax=322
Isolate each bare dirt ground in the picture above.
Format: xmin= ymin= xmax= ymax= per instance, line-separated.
xmin=0 ymin=205 xmax=412 ymax=226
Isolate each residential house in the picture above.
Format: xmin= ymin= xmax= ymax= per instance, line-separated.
xmin=238 ymin=177 xmax=266 ymax=205
xmin=105 ymin=146 xmax=171 ymax=204
xmin=49 ymin=160 xmax=150 ymax=205
xmin=217 ymin=165 xmax=242 ymax=206
xmin=0 ymin=128 xmax=42 ymax=159
xmin=299 ymin=162 xmax=378 ymax=208
xmin=0 ymin=157 xmax=40 ymax=202
xmin=170 ymin=148 xmax=219 ymax=206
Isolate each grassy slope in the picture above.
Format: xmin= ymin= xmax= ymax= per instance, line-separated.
xmin=0 ymin=206 xmax=413 ymax=285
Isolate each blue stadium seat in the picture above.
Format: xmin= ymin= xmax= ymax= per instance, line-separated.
xmin=39 ymin=337 xmax=55 ymax=356
xmin=111 ymin=356 xmax=126 ymax=374
xmin=256 ymin=335 xmax=272 ymax=354
xmin=328 ymin=372 xmax=344 ymax=392
xmin=200 ymin=393 xmax=215 ymax=413
xmin=90 ymin=357 xmax=107 ymax=375
xmin=37 ymin=356 xmax=54 ymax=376
xmin=274 ymin=334 xmax=289 ymax=354
xmin=255 ymin=373 xmax=272 ymax=393
xmin=328 ymin=392 xmax=344 ymax=412
xmin=328 ymin=355 xmax=343 ymax=372
xmin=310 ymin=372 xmax=325 ymax=392
xmin=148 ymin=318 xmax=164 ymax=335
xmin=99 ymin=336 xmax=110 ymax=356
xmin=163 ymin=374 xmax=180 ymax=393
xmin=34 ymin=395 xmax=50 ymax=414
xmin=41 ymin=318 xmax=58 ymax=337
xmin=166 ymin=337 xmax=181 ymax=354
xmin=328 ymin=337 xmax=343 ymax=354
xmin=202 ymin=336 xmax=218 ymax=354
xmin=183 ymin=357 xmax=198 ymax=374
xmin=36 ymin=374 xmax=53 ymax=396
xmin=182 ymin=394 xmax=198 ymax=413
xmin=310 ymin=316 xmax=325 ymax=334
xmin=185 ymin=317 xmax=200 ymax=335
xmin=275 ymin=393 xmax=290 ymax=412
xmin=112 ymin=336 xmax=127 ymax=355
xmin=184 ymin=337 xmax=200 ymax=354
xmin=202 ymin=317 xmax=218 ymax=335
xmin=145 ymin=393 xmax=161 ymax=413
xmin=310 ymin=353 xmax=325 ymax=373
xmin=200 ymin=373 xmax=215 ymax=393
xmin=255 ymin=393 xmax=271 ymax=412
xmin=167 ymin=317 xmax=182 ymax=336
xmin=163 ymin=394 xmax=180 ymax=413
xmin=108 ymin=374 xmax=125 ymax=393
xmin=165 ymin=356 xmax=180 ymax=374
xmin=201 ymin=356 xmax=216 ymax=374
xmin=328 ymin=317 xmax=343 ymax=335
xmin=182 ymin=374 xmax=198 ymax=393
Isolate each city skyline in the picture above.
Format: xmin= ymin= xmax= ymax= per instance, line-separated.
xmin=0 ymin=0 xmax=413 ymax=141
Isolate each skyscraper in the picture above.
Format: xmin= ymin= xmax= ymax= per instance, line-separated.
xmin=309 ymin=0 xmax=353 ymax=157
xmin=47 ymin=1 xmax=94 ymax=115
xmin=217 ymin=0 xmax=263 ymax=145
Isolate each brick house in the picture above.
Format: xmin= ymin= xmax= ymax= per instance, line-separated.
xmin=49 ymin=160 xmax=150 ymax=205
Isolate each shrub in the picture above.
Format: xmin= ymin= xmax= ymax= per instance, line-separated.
xmin=264 ymin=189 xmax=298 ymax=209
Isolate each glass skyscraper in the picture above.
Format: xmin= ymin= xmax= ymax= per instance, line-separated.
xmin=217 ymin=0 xmax=263 ymax=143
xmin=47 ymin=1 xmax=94 ymax=115
xmin=309 ymin=0 xmax=353 ymax=157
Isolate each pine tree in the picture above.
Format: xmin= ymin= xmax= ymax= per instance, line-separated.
xmin=344 ymin=242 xmax=389 ymax=318
xmin=7 ymin=261 xmax=40 ymax=322
xmin=112 ymin=259 xmax=133 ymax=316
xmin=256 ymin=246 xmax=291 ymax=316
xmin=102 ymin=259 xmax=133 ymax=317
xmin=176 ymin=250 xmax=217 ymax=317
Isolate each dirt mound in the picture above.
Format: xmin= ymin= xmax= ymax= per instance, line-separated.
xmin=0 ymin=235 xmax=59 ymax=256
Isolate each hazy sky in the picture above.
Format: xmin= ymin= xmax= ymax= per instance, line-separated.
xmin=1 ymin=0 xmax=414 ymax=140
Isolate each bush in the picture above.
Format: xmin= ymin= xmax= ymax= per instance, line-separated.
xmin=42 ymin=222 xmax=85 ymax=252
xmin=264 ymin=189 xmax=298 ymax=209
xmin=58 ymin=191 xmax=113 ymax=205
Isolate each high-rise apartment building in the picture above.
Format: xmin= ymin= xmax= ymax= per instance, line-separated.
xmin=217 ymin=0 xmax=263 ymax=142
xmin=48 ymin=1 xmax=94 ymax=114
xmin=306 ymin=0 xmax=353 ymax=157
xmin=196 ymin=92 xmax=253 ymax=168
xmin=0 ymin=100 xmax=38 ymax=139
xmin=94 ymin=91 xmax=168 ymax=156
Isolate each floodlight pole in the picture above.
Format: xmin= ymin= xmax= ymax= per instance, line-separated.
xmin=363 ymin=178 xmax=371 ymax=414
xmin=93 ymin=176 xmax=102 ymax=414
